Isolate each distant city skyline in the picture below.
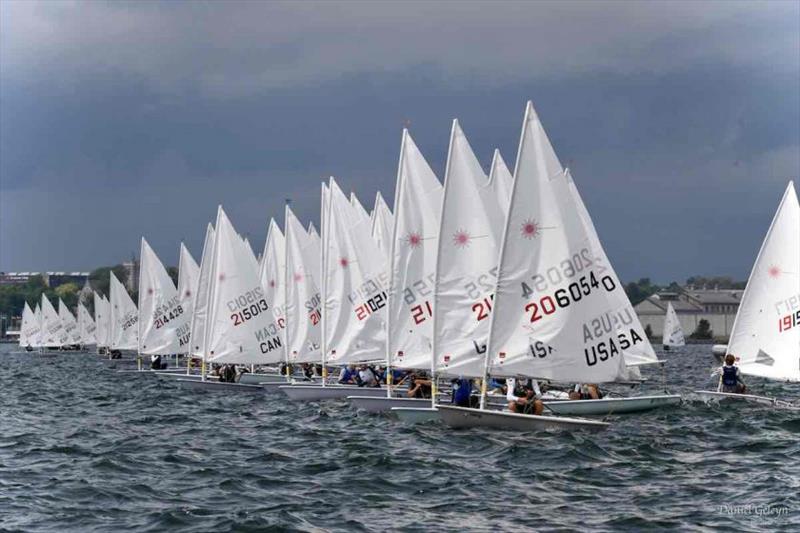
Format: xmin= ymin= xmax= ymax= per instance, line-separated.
xmin=1 ymin=1 xmax=798 ymax=283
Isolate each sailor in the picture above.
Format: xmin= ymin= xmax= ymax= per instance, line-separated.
xmin=150 ymin=354 xmax=163 ymax=370
xmin=451 ymin=377 xmax=475 ymax=408
xmin=713 ymin=354 xmax=747 ymax=394
xmin=569 ymin=383 xmax=602 ymax=400
xmin=506 ymin=377 xmax=544 ymax=415
xmin=338 ymin=364 xmax=359 ymax=384
xmin=406 ymin=371 xmax=432 ymax=398
xmin=357 ymin=365 xmax=380 ymax=387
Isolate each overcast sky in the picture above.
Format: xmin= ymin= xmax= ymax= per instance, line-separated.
xmin=1 ymin=0 xmax=798 ymax=283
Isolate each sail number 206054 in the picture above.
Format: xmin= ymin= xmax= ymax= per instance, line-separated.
xmin=525 ymin=271 xmax=616 ymax=323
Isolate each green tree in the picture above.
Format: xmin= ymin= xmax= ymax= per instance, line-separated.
xmin=624 ymin=278 xmax=661 ymax=306
xmin=167 ymin=266 xmax=179 ymax=287
xmin=691 ymin=319 xmax=713 ymax=340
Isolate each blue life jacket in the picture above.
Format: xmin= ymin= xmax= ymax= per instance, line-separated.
xmin=722 ymin=365 xmax=738 ymax=387
xmin=452 ymin=378 xmax=472 ymax=406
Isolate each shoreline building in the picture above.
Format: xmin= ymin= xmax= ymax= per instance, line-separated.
xmin=634 ymin=286 xmax=742 ymax=342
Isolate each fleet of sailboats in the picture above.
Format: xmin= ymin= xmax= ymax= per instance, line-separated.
xmin=15 ymin=101 xmax=799 ymax=427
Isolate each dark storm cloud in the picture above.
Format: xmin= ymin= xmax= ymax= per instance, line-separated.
xmin=1 ymin=0 xmax=798 ymax=282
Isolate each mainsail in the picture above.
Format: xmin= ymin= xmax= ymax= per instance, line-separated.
xmin=58 ymin=299 xmax=80 ymax=345
xmin=258 ymin=218 xmax=287 ymax=363
xmin=435 ymin=121 xmax=510 ymax=378
xmin=78 ymin=302 xmax=97 ymax=346
xmin=190 ymin=224 xmax=216 ymax=359
xmin=485 ymin=102 xmax=636 ymax=383
xmin=176 ymin=243 xmax=200 ymax=354
xmin=93 ymin=292 xmax=110 ymax=348
xmin=387 ymin=129 xmax=443 ymax=370
xmin=109 ymin=271 xmax=138 ymax=351
xmin=40 ymin=294 xmax=63 ymax=348
xmin=663 ymin=302 xmax=685 ymax=348
xmin=324 ymin=178 xmax=389 ymax=364
xmin=285 ymin=205 xmax=322 ymax=363
xmin=204 ymin=207 xmax=283 ymax=364
xmin=726 ymin=182 xmax=800 ymax=381
xmin=138 ymin=238 xmax=187 ymax=355
xmin=19 ymin=302 xmax=36 ymax=348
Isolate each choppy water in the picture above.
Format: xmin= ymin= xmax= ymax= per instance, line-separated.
xmin=1 ymin=344 xmax=799 ymax=532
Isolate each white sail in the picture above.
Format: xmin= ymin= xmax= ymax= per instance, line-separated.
xmin=485 ymin=102 xmax=632 ymax=383
xmin=138 ymin=238 xmax=187 ymax=355
xmin=176 ymin=243 xmax=200 ymax=354
xmin=350 ymin=191 xmax=371 ymax=224
xmin=204 ymin=207 xmax=283 ymax=364
xmin=324 ymin=178 xmax=389 ymax=364
xmin=371 ymin=191 xmax=394 ymax=261
xmin=40 ymin=294 xmax=63 ymax=348
xmin=258 ymin=218 xmax=287 ymax=362
xmin=435 ymin=120 xmax=509 ymax=377
xmin=243 ymin=236 xmax=259 ymax=268
xmin=78 ymin=302 xmax=97 ymax=345
xmin=190 ymin=224 xmax=216 ymax=358
xmin=727 ymin=182 xmax=800 ymax=381
xmin=285 ymin=205 xmax=323 ymax=363
xmin=32 ymin=303 xmax=43 ymax=348
xmin=662 ymin=302 xmax=685 ymax=348
xmin=19 ymin=302 xmax=36 ymax=347
xmin=565 ymin=169 xmax=656 ymax=369
xmin=307 ymin=221 xmax=320 ymax=242
xmin=109 ymin=271 xmax=138 ymax=351
xmin=58 ymin=298 xmax=80 ymax=345
xmin=387 ymin=130 xmax=443 ymax=370
xmin=489 ymin=149 xmax=514 ymax=207
xmin=93 ymin=292 xmax=109 ymax=348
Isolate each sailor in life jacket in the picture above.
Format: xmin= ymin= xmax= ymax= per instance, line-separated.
xmin=712 ymin=354 xmax=746 ymax=394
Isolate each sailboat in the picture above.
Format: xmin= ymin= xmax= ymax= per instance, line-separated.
xmin=696 ymin=182 xmax=800 ymax=406
xmin=93 ymin=292 xmax=110 ymax=355
xmin=662 ymin=302 xmax=685 ymax=350
xmin=40 ymin=294 xmax=64 ymax=352
xmin=175 ymin=242 xmax=200 ymax=361
xmin=282 ymin=180 xmax=392 ymax=401
xmin=58 ymin=298 xmax=80 ymax=349
xmin=437 ymin=102 xmax=675 ymax=431
xmin=176 ymin=207 xmax=278 ymax=391
xmin=134 ymin=237 xmax=190 ymax=371
xmin=77 ymin=302 xmax=97 ymax=349
xmin=108 ymin=271 xmax=139 ymax=357
xmin=19 ymin=302 xmax=37 ymax=351
xmin=392 ymin=125 xmax=514 ymax=421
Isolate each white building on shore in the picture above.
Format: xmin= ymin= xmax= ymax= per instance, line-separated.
xmin=634 ymin=286 xmax=742 ymax=342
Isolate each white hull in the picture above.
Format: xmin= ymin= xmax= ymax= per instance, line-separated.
xmin=694 ymin=390 xmax=798 ymax=408
xmin=156 ymin=372 xmax=216 ymax=381
xmin=391 ymin=407 xmax=441 ymax=423
xmin=347 ymin=396 xmax=430 ymax=413
xmin=542 ymin=394 xmax=682 ymax=416
xmin=238 ymin=373 xmax=290 ymax=385
xmin=280 ymin=385 xmax=387 ymax=401
xmin=175 ymin=379 xmax=266 ymax=392
xmin=438 ymin=405 xmax=609 ymax=431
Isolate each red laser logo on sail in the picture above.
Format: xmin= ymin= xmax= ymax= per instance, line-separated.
xmin=453 ymin=229 xmax=471 ymax=248
xmin=406 ymin=232 xmax=423 ymax=249
xmin=521 ymin=219 xmax=540 ymax=239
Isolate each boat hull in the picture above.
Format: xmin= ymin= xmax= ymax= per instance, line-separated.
xmin=438 ymin=405 xmax=609 ymax=431
xmin=280 ymin=385 xmax=387 ymax=401
xmin=175 ymin=379 xmax=266 ymax=392
xmin=694 ymin=390 xmax=784 ymax=406
xmin=347 ymin=396 xmax=430 ymax=413
xmin=238 ymin=373 xmax=290 ymax=385
xmin=391 ymin=407 xmax=441 ymax=423
xmin=542 ymin=394 xmax=682 ymax=416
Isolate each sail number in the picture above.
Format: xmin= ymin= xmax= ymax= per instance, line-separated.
xmin=230 ymin=299 xmax=269 ymax=326
xmin=355 ymin=291 xmax=387 ymax=321
xmin=154 ymin=305 xmax=184 ymax=329
xmin=778 ymin=310 xmax=800 ymax=332
xmin=525 ymin=272 xmax=616 ymax=323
